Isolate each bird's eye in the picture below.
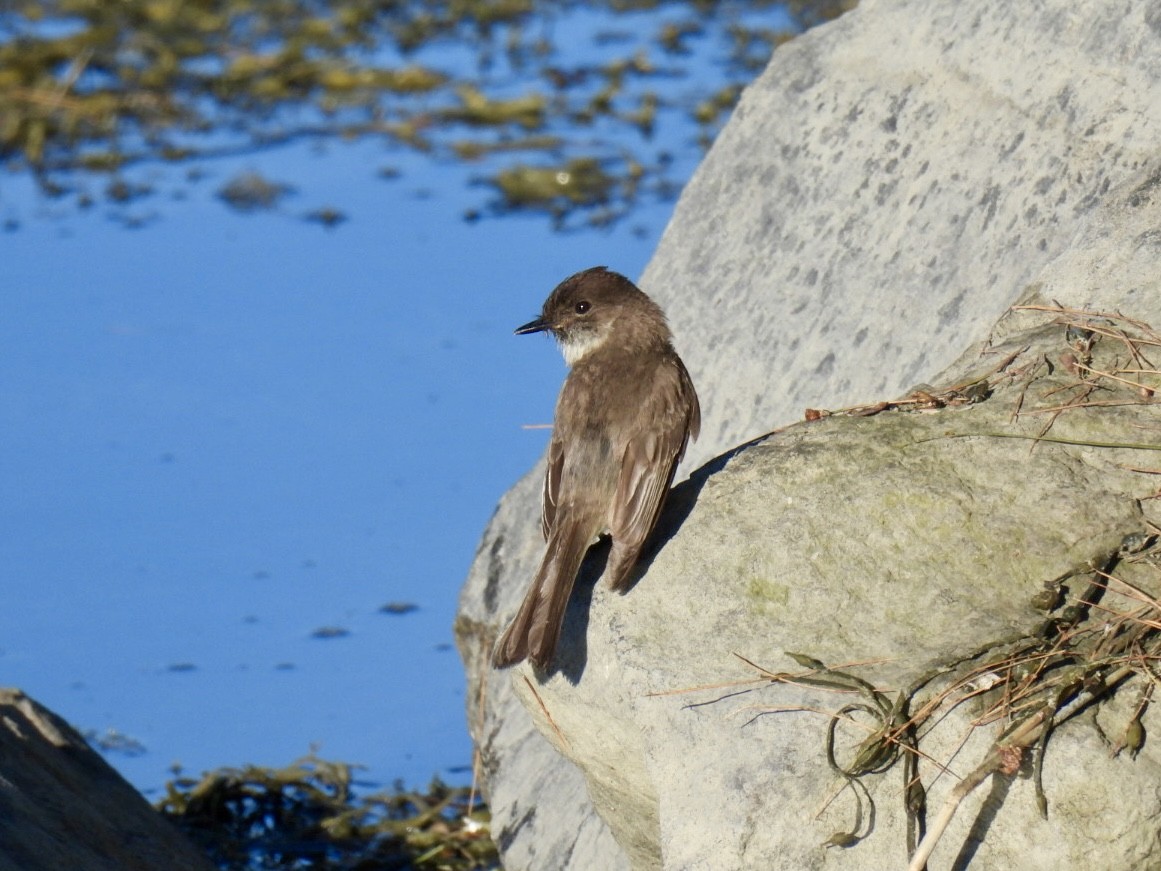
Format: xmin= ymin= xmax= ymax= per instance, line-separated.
xmin=575 ymin=301 xmax=591 ymax=314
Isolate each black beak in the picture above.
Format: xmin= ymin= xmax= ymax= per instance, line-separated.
xmin=514 ymin=316 xmax=550 ymax=335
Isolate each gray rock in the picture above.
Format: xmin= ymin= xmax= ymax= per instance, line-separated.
xmin=0 ymin=689 xmax=214 ymax=871
xmin=651 ymin=0 xmax=1161 ymax=476
xmin=455 ymin=0 xmax=1161 ymax=867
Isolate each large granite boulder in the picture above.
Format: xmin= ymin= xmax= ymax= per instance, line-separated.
xmin=455 ymin=0 xmax=1161 ymax=867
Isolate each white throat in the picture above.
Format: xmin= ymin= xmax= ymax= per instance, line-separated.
xmin=559 ymin=328 xmax=608 ymax=366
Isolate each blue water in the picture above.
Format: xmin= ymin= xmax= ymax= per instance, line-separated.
xmin=0 ymin=3 xmax=792 ymax=795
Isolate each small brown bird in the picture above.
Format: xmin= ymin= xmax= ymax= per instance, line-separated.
xmin=493 ymin=266 xmax=700 ymax=670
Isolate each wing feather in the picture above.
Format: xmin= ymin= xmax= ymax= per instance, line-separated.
xmin=541 ymin=432 xmax=565 ymax=540
xmin=606 ymin=358 xmax=699 ymax=589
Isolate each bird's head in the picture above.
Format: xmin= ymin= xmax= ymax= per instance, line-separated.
xmin=515 ymin=266 xmax=670 ymax=365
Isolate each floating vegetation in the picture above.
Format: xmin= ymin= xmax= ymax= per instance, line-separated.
xmin=0 ymin=0 xmax=855 ymax=229
xmin=304 ymin=205 xmax=347 ymax=227
xmin=159 ymin=755 xmax=497 ymax=870
xmin=105 ymin=177 xmax=153 ymax=204
xmin=85 ymin=727 xmax=148 ymax=757
xmin=379 ymin=601 xmax=420 ymax=615
xmin=310 ymin=625 xmax=351 ymax=640
xmin=488 ymin=157 xmax=619 ymax=226
xmin=217 ymin=171 xmax=294 ymax=212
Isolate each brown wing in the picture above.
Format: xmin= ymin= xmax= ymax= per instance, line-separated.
xmin=540 ymin=430 xmax=565 ymax=540
xmin=606 ymin=357 xmax=699 ymax=590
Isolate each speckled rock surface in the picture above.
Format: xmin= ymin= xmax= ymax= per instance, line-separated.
xmin=652 ymin=0 xmax=1161 ymax=475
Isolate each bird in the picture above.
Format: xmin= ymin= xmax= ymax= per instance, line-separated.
xmin=493 ymin=266 xmax=700 ymax=670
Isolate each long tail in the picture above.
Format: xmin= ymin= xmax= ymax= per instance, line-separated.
xmin=492 ymin=519 xmax=594 ymax=670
